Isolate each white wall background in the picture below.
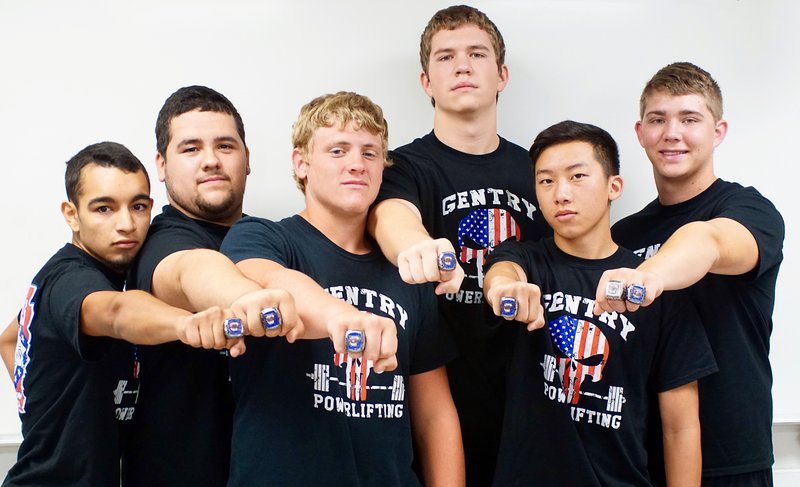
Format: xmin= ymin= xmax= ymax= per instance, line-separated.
xmin=1 ymin=0 xmax=797 ymax=482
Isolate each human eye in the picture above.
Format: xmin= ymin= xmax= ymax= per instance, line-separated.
xmin=330 ymin=148 xmax=346 ymax=157
xmin=436 ymin=53 xmax=453 ymax=62
xmin=95 ymin=205 xmax=111 ymax=214
xmin=537 ymin=177 xmax=552 ymax=186
xmin=470 ymin=51 xmax=487 ymax=59
xmin=572 ymin=173 xmax=588 ymax=181
xmin=133 ymin=201 xmax=151 ymax=212
xmin=182 ymin=145 xmax=198 ymax=154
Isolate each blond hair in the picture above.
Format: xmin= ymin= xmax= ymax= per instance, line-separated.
xmin=291 ymin=91 xmax=390 ymax=193
xmin=640 ymin=62 xmax=724 ymax=121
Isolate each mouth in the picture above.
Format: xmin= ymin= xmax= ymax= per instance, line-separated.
xmin=554 ymin=210 xmax=576 ymax=221
xmin=452 ymin=82 xmax=477 ymax=91
xmin=342 ymin=180 xmax=368 ymax=188
xmin=113 ymin=240 xmax=139 ymax=249
xmin=199 ymin=175 xmax=229 ymax=184
xmin=659 ymin=150 xmax=689 ymax=159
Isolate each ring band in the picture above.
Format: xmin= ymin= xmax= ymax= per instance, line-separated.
xmin=626 ymin=284 xmax=646 ymax=305
xmin=605 ymin=280 xmax=625 ymax=301
xmin=260 ymin=307 xmax=282 ymax=331
xmin=223 ymin=317 xmax=245 ymax=338
xmin=345 ymin=330 xmax=366 ymax=353
xmin=500 ymin=296 xmax=518 ymax=318
xmin=438 ymin=251 xmax=457 ymax=271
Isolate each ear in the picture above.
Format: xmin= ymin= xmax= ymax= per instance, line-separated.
xmin=420 ymin=71 xmax=433 ymax=99
xmin=245 ymin=146 xmax=251 ymax=176
xmin=155 ymin=152 xmax=167 ymax=183
xmin=608 ymin=175 xmax=624 ymax=203
xmin=61 ymin=200 xmax=81 ymax=233
xmin=713 ymin=119 xmax=728 ymax=149
xmin=496 ymin=64 xmax=509 ymax=94
xmin=634 ymin=120 xmax=644 ymax=148
xmin=292 ymin=148 xmax=308 ymax=183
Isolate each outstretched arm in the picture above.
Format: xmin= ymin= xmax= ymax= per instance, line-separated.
xmin=594 ymin=218 xmax=758 ymax=314
xmin=409 ymin=366 xmax=465 ymax=487
xmin=236 ymin=258 xmax=398 ymax=373
xmin=368 ymin=198 xmax=464 ymax=295
xmin=659 ymin=381 xmax=702 ymax=487
xmin=483 ymin=261 xmax=544 ymax=331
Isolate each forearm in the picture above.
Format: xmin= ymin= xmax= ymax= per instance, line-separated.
xmin=660 ymin=382 xmax=701 ymax=487
xmin=154 ymin=249 xmax=261 ymax=312
xmin=83 ymin=290 xmax=188 ymax=344
xmin=368 ymin=199 xmax=430 ymax=265
xmin=410 ymin=369 xmax=465 ymax=487
xmin=663 ymin=426 xmax=702 ymax=487
xmin=237 ymin=260 xmax=355 ymax=340
xmin=638 ymin=219 xmax=758 ymax=291
xmin=483 ymin=261 xmax=526 ymax=305
xmin=0 ymin=319 xmax=18 ymax=380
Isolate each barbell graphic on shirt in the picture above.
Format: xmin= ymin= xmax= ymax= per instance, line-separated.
xmin=307 ymin=362 xmax=406 ymax=402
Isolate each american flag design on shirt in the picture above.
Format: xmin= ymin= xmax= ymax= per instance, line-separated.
xmin=334 ymin=353 xmax=373 ymax=401
xmin=549 ymin=315 xmax=609 ymax=405
xmin=457 ymin=208 xmax=520 ymax=285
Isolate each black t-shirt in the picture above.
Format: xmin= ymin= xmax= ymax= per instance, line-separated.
xmin=612 ymin=179 xmax=784 ymax=477
xmin=375 ymin=132 xmax=552 ymax=485
xmin=487 ymin=239 xmax=718 ymax=486
xmin=4 ymin=244 xmax=137 ymax=487
xmin=220 ymin=215 xmax=457 ymax=487
xmin=123 ymin=205 xmax=234 ymax=487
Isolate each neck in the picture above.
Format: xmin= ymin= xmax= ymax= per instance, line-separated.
xmin=553 ymin=218 xmax=617 ymax=260
xmin=299 ymin=206 xmax=371 ymax=255
xmin=432 ymin=107 xmax=500 ymax=155
xmin=654 ymin=171 xmax=717 ymax=206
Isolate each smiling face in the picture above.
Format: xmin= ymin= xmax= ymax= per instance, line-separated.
xmin=534 ymin=141 xmax=622 ymax=253
xmin=636 ymin=91 xmax=727 ymax=193
xmin=62 ymin=164 xmax=152 ymax=273
xmin=156 ymin=109 xmax=250 ymax=226
xmin=293 ymin=121 xmax=384 ymax=219
xmin=421 ymin=24 xmax=508 ymax=115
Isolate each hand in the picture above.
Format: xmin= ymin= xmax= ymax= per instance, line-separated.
xmin=396 ymin=238 xmax=464 ymax=295
xmin=593 ymin=268 xmax=664 ymax=315
xmin=485 ymin=278 xmax=545 ymax=331
xmin=177 ymin=306 xmax=245 ymax=355
xmin=327 ymin=309 xmax=398 ymax=373
xmin=230 ymin=288 xmax=301 ymax=345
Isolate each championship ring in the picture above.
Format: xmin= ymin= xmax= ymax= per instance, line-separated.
xmin=438 ymin=251 xmax=457 ymax=271
xmin=260 ymin=307 xmax=282 ymax=331
xmin=345 ymin=330 xmax=366 ymax=354
xmin=626 ymin=284 xmax=646 ymax=305
xmin=500 ymin=296 xmax=518 ymax=318
xmin=605 ymin=280 xmax=625 ymax=300
xmin=223 ymin=318 xmax=245 ymax=338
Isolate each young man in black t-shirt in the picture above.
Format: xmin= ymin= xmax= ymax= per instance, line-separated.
xmin=220 ymin=91 xmax=463 ymax=486
xmin=0 ymin=142 xmax=249 ymax=486
xmin=368 ymin=6 xmax=551 ymax=484
xmin=123 ymin=86 xmax=299 ymax=487
xmin=484 ymin=121 xmax=717 ymax=486
xmin=593 ymin=63 xmax=784 ymax=487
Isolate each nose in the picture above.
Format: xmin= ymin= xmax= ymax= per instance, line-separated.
xmin=455 ymin=52 xmax=472 ymax=75
xmin=200 ymin=148 xmax=221 ymax=170
xmin=555 ymin=179 xmax=572 ymax=203
xmin=663 ymin=119 xmax=682 ymax=142
xmin=347 ymin=153 xmax=367 ymax=173
xmin=116 ymin=208 xmax=135 ymax=234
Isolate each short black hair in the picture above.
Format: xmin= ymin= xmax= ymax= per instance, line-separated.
xmin=155 ymin=85 xmax=246 ymax=156
xmin=65 ymin=141 xmax=149 ymax=203
xmin=529 ymin=120 xmax=620 ymax=176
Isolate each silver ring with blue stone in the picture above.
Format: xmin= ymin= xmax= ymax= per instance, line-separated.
xmin=626 ymin=284 xmax=646 ymax=305
xmin=345 ymin=330 xmax=366 ymax=353
xmin=223 ymin=317 xmax=245 ymax=338
xmin=500 ymin=296 xmax=518 ymax=319
xmin=438 ymin=251 xmax=457 ymax=271
xmin=260 ymin=307 xmax=282 ymax=331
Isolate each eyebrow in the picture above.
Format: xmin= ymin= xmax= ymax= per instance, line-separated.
xmin=175 ymin=135 xmax=240 ymax=147
xmin=432 ymin=44 xmax=491 ymax=56
xmin=536 ymin=161 xmax=589 ymax=175
xmin=645 ymin=109 xmax=705 ymax=117
xmin=86 ymin=193 xmax=150 ymax=206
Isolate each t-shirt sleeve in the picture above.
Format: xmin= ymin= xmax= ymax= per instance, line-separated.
xmin=649 ymin=290 xmax=718 ymax=392
xmin=409 ymin=286 xmax=458 ymax=375
xmin=133 ymin=220 xmax=214 ymax=292
xmin=716 ymin=187 xmax=785 ymax=281
xmin=221 ymin=217 xmax=291 ymax=267
xmin=46 ymin=264 xmax=116 ymax=361
xmin=373 ymin=150 xmax=425 ymax=211
xmin=486 ymin=239 xmax=534 ymax=278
